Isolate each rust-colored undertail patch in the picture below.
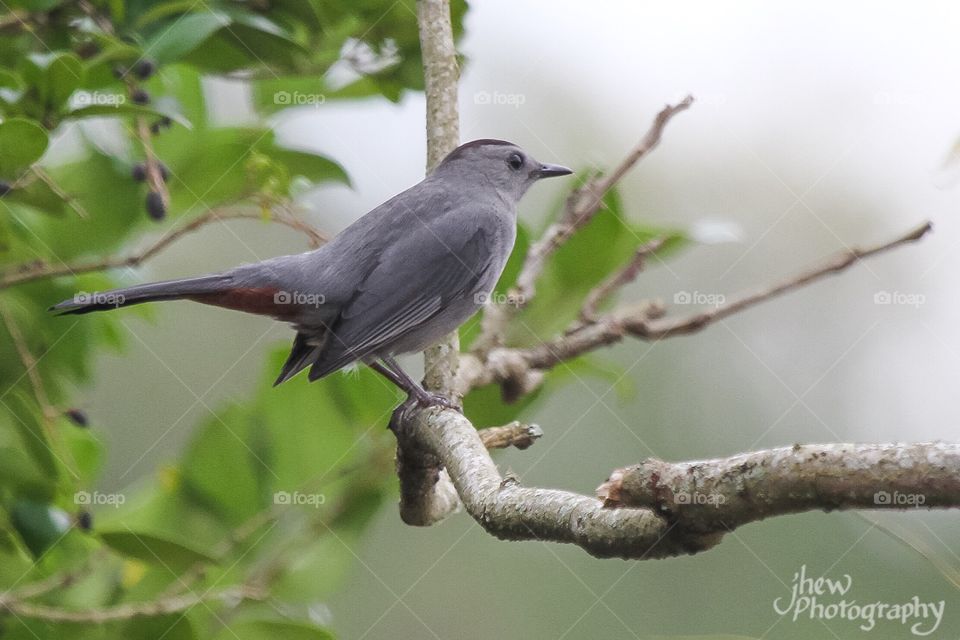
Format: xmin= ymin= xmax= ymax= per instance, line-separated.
xmin=188 ymin=287 xmax=298 ymax=319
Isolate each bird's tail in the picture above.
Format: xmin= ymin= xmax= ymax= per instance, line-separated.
xmin=49 ymin=274 xmax=232 ymax=315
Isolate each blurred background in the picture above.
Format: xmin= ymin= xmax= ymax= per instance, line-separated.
xmin=6 ymin=0 xmax=959 ymax=638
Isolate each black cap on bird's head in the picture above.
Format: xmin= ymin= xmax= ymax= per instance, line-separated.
xmin=435 ymin=139 xmax=572 ymax=201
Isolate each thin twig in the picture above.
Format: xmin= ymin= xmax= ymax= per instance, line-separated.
xmin=0 ymin=10 xmax=28 ymax=31
xmin=0 ymin=203 xmax=328 ymax=290
xmin=0 ymin=305 xmax=58 ymax=422
xmin=9 ymin=551 xmax=105 ymax=601
xmin=135 ymin=116 xmax=170 ymax=212
xmin=0 ymin=585 xmax=264 ymax=623
xmin=478 ymin=421 xmax=542 ymax=450
xmin=578 ymin=236 xmax=667 ymax=323
xmin=31 ymin=167 xmax=89 ymax=219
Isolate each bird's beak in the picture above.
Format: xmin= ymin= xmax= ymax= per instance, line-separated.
xmin=532 ymin=163 xmax=573 ymax=179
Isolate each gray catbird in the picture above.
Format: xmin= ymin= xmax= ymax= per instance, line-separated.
xmin=51 ymin=139 xmax=572 ymax=407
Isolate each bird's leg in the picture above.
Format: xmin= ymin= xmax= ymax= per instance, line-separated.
xmin=377 ymin=356 xmax=461 ymax=412
xmin=368 ymin=361 xmax=408 ymax=390
xmin=369 ymin=361 xmax=420 ymax=426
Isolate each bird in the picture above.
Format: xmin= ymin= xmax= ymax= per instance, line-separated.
xmin=50 ymin=139 xmax=572 ymax=408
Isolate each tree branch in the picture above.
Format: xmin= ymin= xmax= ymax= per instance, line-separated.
xmin=418 ymin=0 xmax=462 ymax=401
xmin=0 ymin=585 xmax=264 ymax=623
xmin=8 ymin=552 xmax=104 ymax=601
xmin=398 ymin=0 xmax=464 ymax=526
xmin=396 ymin=408 xmax=960 ymax=559
xmin=597 ymin=443 xmax=960 ymax=533
xmin=392 ymin=407 xmax=718 ymax=559
xmin=0 ymin=202 xmax=327 ymax=290
xmin=456 ymin=220 xmax=933 ymax=393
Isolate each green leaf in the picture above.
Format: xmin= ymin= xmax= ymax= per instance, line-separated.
xmin=0 ymin=69 xmax=22 ymax=90
xmin=144 ymin=11 xmax=232 ymax=64
xmin=262 ymin=144 xmax=350 ymax=186
xmin=98 ymin=529 xmax=218 ymax=572
xmin=0 ymin=446 xmax=55 ymax=499
xmin=144 ymin=9 xmax=306 ymax=71
xmin=0 ymin=118 xmax=48 ymax=178
xmin=19 ymin=52 xmax=85 ymax=115
xmin=10 ymin=499 xmax=71 ymax=556
xmin=45 ymin=53 xmax=85 ymax=108
xmin=67 ymin=102 xmax=192 ymax=129
xmin=61 ymin=424 xmax=104 ymax=486
xmin=0 ymin=391 xmax=58 ymax=482
xmin=182 ymin=404 xmax=268 ymax=525
xmin=134 ymin=0 xmax=204 ymax=29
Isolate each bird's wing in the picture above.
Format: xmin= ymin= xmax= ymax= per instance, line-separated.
xmin=306 ymin=213 xmax=496 ymax=381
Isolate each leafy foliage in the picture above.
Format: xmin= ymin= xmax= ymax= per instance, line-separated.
xmin=0 ymin=1 xmax=465 ymax=637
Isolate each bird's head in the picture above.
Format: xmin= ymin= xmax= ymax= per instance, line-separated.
xmin=434 ymin=139 xmax=572 ymax=203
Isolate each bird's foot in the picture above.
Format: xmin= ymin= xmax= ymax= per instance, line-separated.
xmin=388 ymin=390 xmax=461 ymax=434
xmin=410 ymin=388 xmax=462 ymax=412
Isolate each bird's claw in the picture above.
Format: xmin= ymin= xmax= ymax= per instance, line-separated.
xmin=410 ymin=389 xmax=462 ymax=413
xmin=388 ymin=389 xmax=462 ymax=433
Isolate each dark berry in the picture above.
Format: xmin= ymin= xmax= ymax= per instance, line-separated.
xmin=130 ymin=88 xmax=150 ymax=105
xmin=75 ymin=41 xmax=100 ymax=59
xmin=112 ymin=65 xmax=128 ymax=79
xmin=145 ymin=191 xmax=165 ymax=220
xmin=65 ymin=408 xmax=88 ymax=427
xmin=0 ymin=181 xmax=10 ymax=197
xmin=131 ymin=163 xmax=147 ymax=182
xmin=134 ymin=59 xmax=156 ymax=80
xmin=158 ymin=162 xmax=170 ymax=181
xmin=77 ymin=510 xmax=93 ymax=531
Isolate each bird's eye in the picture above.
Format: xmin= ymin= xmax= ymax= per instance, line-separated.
xmin=506 ymin=153 xmax=523 ymax=171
